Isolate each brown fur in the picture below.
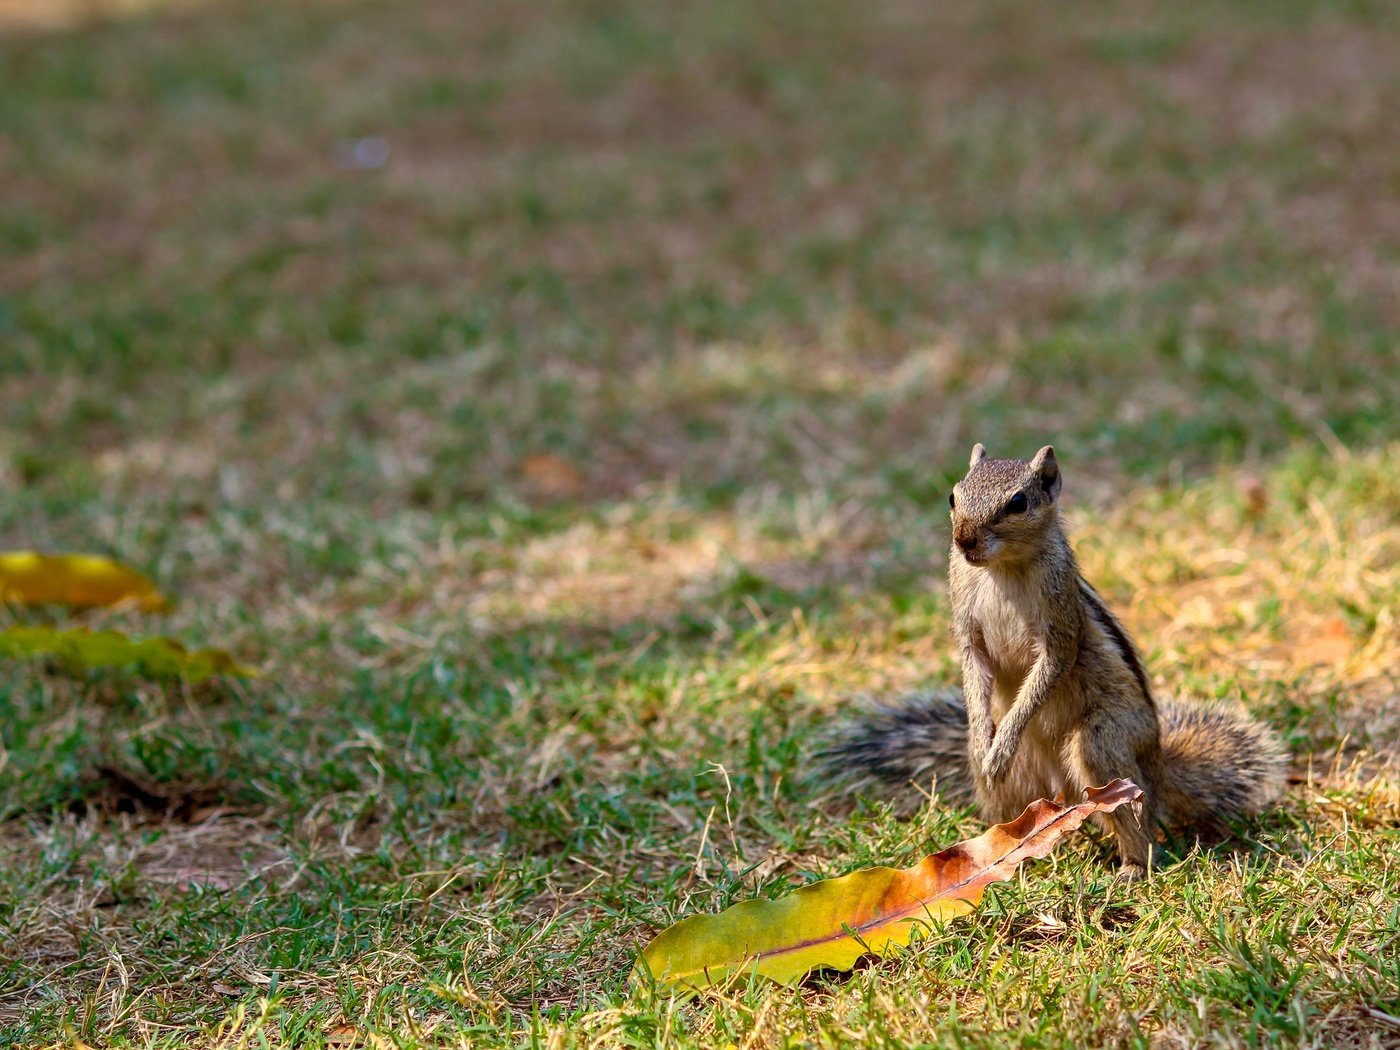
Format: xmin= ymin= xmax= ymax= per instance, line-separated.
xmin=825 ymin=445 xmax=1288 ymax=877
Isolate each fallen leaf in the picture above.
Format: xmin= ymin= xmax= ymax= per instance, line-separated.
xmin=519 ymin=453 xmax=585 ymax=500
xmin=1238 ymin=475 xmax=1268 ymax=518
xmin=635 ymin=779 xmax=1142 ymax=990
xmin=1293 ymin=617 xmax=1352 ymax=668
xmin=0 ymin=551 xmax=169 ymax=611
xmin=0 ymin=626 xmax=255 ymax=682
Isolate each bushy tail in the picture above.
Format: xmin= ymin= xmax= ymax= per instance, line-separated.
xmin=821 ymin=692 xmax=1288 ymax=830
xmin=1156 ymin=702 xmax=1289 ymax=834
xmin=818 ymin=691 xmax=976 ymax=807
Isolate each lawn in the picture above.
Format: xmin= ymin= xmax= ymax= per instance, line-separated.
xmin=0 ymin=0 xmax=1397 ymax=1045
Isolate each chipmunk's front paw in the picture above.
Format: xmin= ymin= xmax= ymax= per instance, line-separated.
xmin=981 ymin=739 xmax=1017 ymax=784
xmin=968 ymin=721 xmax=996 ymax=761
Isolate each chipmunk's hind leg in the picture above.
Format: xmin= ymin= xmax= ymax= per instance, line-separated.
xmin=1064 ymin=720 xmax=1163 ymax=879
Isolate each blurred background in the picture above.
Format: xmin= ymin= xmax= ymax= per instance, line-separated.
xmin=3 ymin=0 xmax=1395 ymax=518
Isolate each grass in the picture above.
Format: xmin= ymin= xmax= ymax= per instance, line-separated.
xmin=0 ymin=0 xmax=1397 ymax=1045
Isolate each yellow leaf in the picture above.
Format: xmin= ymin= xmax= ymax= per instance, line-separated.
xmin=0 ymin=551 xmax=169 ymax=611
xmin=0 ymin=626 xmax=255 ymax=682
xmin=635 ymin=779 xmax=1142 ymax=990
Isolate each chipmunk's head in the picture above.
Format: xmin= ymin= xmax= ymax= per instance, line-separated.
xmin=949 ymin=444 xmax=1062 ymax=567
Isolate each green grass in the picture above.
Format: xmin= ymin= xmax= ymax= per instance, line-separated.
xmin=1 ymin=0 xmax=1398 ymax=1045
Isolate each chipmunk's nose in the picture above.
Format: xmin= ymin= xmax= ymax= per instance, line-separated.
xmin=953 ymin=526 xmax=979 ymax=553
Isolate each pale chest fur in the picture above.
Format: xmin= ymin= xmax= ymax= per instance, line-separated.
xmin=960 ymin=569 xmax=1042 ymax=711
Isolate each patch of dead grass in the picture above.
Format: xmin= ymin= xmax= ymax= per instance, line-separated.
xmin=0 ymin=811 xmax=287 ymax=1028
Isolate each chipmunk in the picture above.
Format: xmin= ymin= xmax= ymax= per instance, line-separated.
xmin=825 ymin=444 xmax=1288 ymax=878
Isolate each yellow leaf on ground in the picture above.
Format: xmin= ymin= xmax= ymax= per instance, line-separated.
xmin=635 ymin=779 xmax=1143 ymax=990
xmin=0 ymin=626 xmax=255 ymax=682
xmin=0 ymin=551 xmax=169 ymax=611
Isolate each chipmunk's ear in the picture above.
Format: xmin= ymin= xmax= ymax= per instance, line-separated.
xmin=969 ymin=443 xmax=988 ymax=468
xmin=1029 ymin=445 xmax=1061 ymax=501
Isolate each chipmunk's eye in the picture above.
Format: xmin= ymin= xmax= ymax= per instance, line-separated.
xmin=1005 ymin=492 xmax=1028 ymax=514
xmin=949 ymin=492 xmax=956 ymax=509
